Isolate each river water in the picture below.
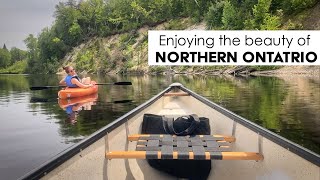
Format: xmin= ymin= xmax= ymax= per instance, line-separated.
xmin=0 ymin=74 xmax=319 ymax=179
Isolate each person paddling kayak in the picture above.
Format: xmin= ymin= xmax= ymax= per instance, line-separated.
xmin=59 ymin=66 xmax=93 ymax=88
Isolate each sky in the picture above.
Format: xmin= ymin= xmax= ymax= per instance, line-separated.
xmin=0 ymin=0 xmax=65 ymax=50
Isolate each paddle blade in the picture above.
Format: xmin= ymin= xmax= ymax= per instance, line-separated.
xmin=30 ymin=97 xmax=49 ymax=102
xmin=30 ymin=86 xmax=50 ymax=90
xmin=30 ymin=86 xmax=62 ymax=90
xmin=113 ymin=100 xmax=133 ymax=104
xmin=113 ymin=82 xmax=132 ymax=85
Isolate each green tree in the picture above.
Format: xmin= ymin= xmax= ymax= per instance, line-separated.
xmin=260 ymin=14 xmax=281 ymax=30
xmin=78 ymin=0 xmax=106 ymax=37
xmin=24 ymin=34 xmax=38 ymax=60
xmin=10 ymin=47 xmax=27 ymax=63
xmin=0 ymin=48 xmax=11 ymax=68
xmin=222 ymin=1 xmax=239 ymax=29
xmin=107 ymin=0 xmax=134 ymax=31
xmin=205 ymin=1 xmax=225 ymax=29
xmin=3 ymin=44 xmax=8 ymax=50
xmin=54 ymin=1 xmax=82 ymax=46
xmin=245 ymin=0 xmax=281 ymax=30
xmin=24 ymin=34 xmax=40 ymax=73
xmin=168 ymin=0 xmax=184 ymax=18
xmin=69 ymin=21 xmax=82 ymax=41
xmin=130 ymin=0 xmax=152 ymax=25
xmin=183 ymin=0 xmax=213 ymax=22
xmin=252 ymin=0 xmax=272 ymax=26
xmin=38 ymin=28 xmax=67 ymax=61
xmin=276 ymin=0 xmax=317 ymax=13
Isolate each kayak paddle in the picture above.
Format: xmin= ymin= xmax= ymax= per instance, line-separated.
xmin=30 ymin=81 xmax=132 ymax=90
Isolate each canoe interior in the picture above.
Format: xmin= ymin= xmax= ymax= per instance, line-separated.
xmin=21 ymin=84 xmax=319 ymax=180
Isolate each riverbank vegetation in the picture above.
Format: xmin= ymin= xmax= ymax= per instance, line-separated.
xmin=0 ymin=45 xmax=27 ymax=73
xmin=0 ymin=0 xmax=318 ymax=74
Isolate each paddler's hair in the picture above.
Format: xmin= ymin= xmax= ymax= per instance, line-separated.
xmin=63 ymin=66 xmax=72 ymax=73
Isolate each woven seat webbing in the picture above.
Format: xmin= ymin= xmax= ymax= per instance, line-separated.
xmin=190 ymin=136 xmax=206 ymax=160
xmin=137 ymin=146 xmax=230 ymax=152
xmin=137 ymin=135 xmax=229 ymax=160
xmin=161 ymin=135 xmax=173 ymax=159
xmin=137 ymin=141 xmax=229 ymax=147
xmin=146 ymin=140 xmax=159 ymax=151
xmin=177 ymin=139 xmax=189 ymax=159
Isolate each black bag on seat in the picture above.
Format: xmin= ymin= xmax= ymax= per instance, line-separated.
xmin=141 ymin=114 xmax=211 ymax=180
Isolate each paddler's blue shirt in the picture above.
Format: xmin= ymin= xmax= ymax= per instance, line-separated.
xmin=65 ymin=75 xmax=81 ymax=88
xmin=66 ymin=105 xmax=74 ymax=115
xmin=66 ymin=104 xmax=81 ymax=115
xmin=66 ymin=104 xmax=82 ymax=116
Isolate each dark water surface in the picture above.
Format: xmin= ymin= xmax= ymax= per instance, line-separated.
xmin=0 ymin=74 xmax=319 ymax=179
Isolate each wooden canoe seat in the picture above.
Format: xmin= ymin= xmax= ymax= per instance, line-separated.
xmin=163 ymin=92 xmax=189 ymax=96
xmin=106 ymin=134 xmax=263 ymax=161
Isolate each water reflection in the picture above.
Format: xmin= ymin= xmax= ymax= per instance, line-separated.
xmin=58 ymin=94 xmax=98 ymax=125
xmin=0 ymin=74 xmax=319 ymax=180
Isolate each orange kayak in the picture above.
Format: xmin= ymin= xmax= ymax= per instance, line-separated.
xmin=58 ymin=81 xmax=98 ymax=99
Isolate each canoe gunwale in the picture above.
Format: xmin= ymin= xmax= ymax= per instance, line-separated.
xmin=179 ymin=85 xmax=320 ymax=167
xmin=19 ymin=86 xmax=172 ymax=180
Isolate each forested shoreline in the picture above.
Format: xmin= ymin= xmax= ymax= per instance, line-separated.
xmin=0 ymin=0 xmax=318 ymax=74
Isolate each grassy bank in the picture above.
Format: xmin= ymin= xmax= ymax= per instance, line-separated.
xmin=0 ymin=60 xmax=27 ymax=74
